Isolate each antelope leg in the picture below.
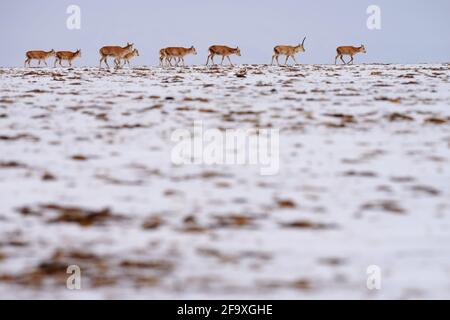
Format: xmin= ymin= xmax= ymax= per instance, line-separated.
xmin=227 ymin=56 xmax=234 ymax=66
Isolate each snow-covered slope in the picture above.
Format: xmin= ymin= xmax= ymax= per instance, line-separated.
xmin=0 ymin=64 xmax=449 ymax=299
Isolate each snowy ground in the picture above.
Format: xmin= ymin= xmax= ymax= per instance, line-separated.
xmin=0 ymin=64 xmax=449 ymax=299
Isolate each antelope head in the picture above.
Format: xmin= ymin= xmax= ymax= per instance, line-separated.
xmin=49 ymin=49 xmax=56 ymax=56
xmin=360 ymin=44 xmax=367 ymax=53
xmin=126 ymin=42 xmax=134 ymax=50
xmin=235 ymin=47 xmax=241 ymax=56
xmin=190 ymin=46 xmax=198 ymax=55
xmin=134 ymin=49 xmax=140 ymax=56
xmin=297 ymin=37 xmax=306 ymax=53
xmin=75 ymin=49 xmax=81 ymax=57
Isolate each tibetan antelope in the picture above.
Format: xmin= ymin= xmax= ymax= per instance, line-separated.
xmin=335 ymin=45 xmax=366 ymax=65
xmin=117 ymin=49 xmax=140 ymax=68
xmin=99 ymin=42 xmax=134 ymax=68
xmin=206 ymin=46 xmax=241 ymax=66
xmin=271 ymin=37 xmax=306 ymax=66
xmin=54 ymin=50 xmax=81 ymax=67
xmin=24 ymin=49 xmax=56 ymax=67
xmin=160 ymin=46 xmax=197 ymax=67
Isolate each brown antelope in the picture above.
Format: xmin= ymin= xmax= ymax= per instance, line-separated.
xmin=160 ymin=46 xmax=197 ymax=67
xmin=54 ymin=49 xmax=81 ymax=67
xmin=271 ymin=37 xmax=306 ymax=66
xmin=24 ymin=49 xmax=56 ymax=67
xmin=99 ymin=42 xmax=134 ymax=68
xmin=335 ymin=45 xmax=366 ymax=65
xmin=206 ymin=46 xmax=241 ymax=66
xmin=117 ymin=49 xmax=140 ymax=68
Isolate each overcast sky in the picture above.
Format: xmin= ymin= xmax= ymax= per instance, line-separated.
xmin=1 ymin=0 xmax=449 ymax=66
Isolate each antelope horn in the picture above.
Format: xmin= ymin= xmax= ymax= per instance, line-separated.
xmin=302 ymin=37 xmax=306 ymax=45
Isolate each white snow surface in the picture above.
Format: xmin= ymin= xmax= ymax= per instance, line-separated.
xmin=0 ymin=64 xmax=449 ymax=299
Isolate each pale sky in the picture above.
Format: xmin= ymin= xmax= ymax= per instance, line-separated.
xmin=0 ymin=0 xmax=449 ymax=66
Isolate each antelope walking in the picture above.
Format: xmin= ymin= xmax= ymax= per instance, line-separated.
xmin=99 ymin=42 xmax=134 ymax=68
xmin=54 ymin=50 xmax=81 ymax=67
xmin=24 ymin=49 xmax=56 ymax=67
xmin=206 ymin=46 xmax=241 ymax=66
xmin=159 ymin=48 xmax=180 ymax=67
xmin=335 ymin=45 xmax=366 ymax=65
xmin=116 ymin=49 xmax=140 ymax=68
xmin=160 ymin=46 xmax=197 ymax=67
xmin=271 ymin=37 xmax=306 ymax=66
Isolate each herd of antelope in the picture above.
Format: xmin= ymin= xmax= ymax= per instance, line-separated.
xmin=24 ymin=38 xmax=367 ymax=68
